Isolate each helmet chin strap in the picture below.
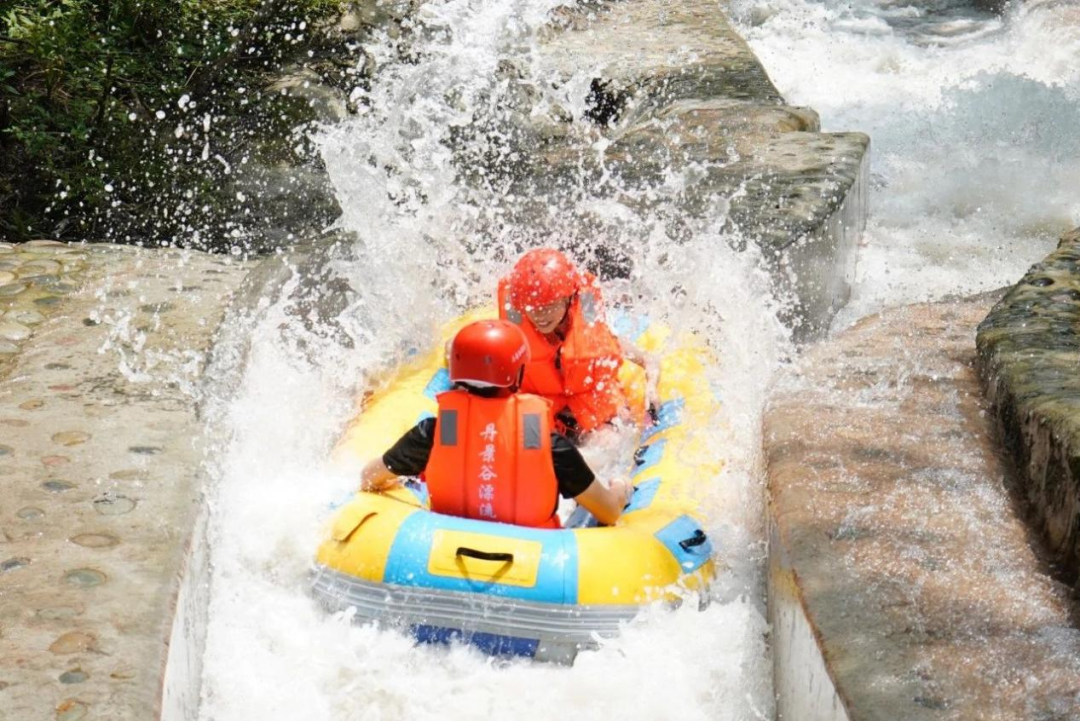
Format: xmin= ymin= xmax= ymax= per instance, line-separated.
xmin=509 ymin=366 xmax=526 ymax=393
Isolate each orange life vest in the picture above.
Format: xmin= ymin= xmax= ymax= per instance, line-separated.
xmin=426 ymin=390 xmax=560 ymax=529
xmin=497 ymin=273 xmax=625 ymax=434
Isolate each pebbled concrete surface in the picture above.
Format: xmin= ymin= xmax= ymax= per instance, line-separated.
xmin=766 ymin=292 xmax=1080 ymax=720
xmin=0 ymin=242 xmax=250 ymax=720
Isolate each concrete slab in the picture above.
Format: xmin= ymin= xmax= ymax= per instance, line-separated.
xmin=0 ymin=243 xmax=250 ymax=720
xmin=765 ymin=294 xmax=1080 ymax=720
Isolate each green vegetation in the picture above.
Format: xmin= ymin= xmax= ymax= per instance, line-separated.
xmin=0 ymin=0 xmax=346 ymax=247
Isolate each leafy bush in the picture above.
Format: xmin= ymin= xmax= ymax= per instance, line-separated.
xmin=0 ymin=0 xmax=346 ymax=247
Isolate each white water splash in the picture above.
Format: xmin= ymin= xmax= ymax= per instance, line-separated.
xmin=195 ymin=0 xmax=1080 ymax=715
xmin=732 ymin=0 xmax=1080 ymax=328
xmin=198 ymin=0 xmax=787 ymax=715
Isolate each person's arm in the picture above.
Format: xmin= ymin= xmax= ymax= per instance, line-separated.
xmin=360 ymin=457 xmax=400 ymax=492
xmin=573 ymin=478 xmax=633 ymax=526
xmin=551 ymin=432 xmax=632 ymax=525
xmin=359 ymin=417 xmax=436 ymax=492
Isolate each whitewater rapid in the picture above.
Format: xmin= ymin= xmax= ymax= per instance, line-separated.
xmin=196 ymin=0 xmax=1080 ymax=719
xmin=731 ymin=0 xmax=1080 ymax=327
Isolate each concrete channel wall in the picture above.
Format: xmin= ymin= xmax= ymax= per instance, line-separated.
xmin=769 ymin=514 xmax=851 ymax=721
xmin=977 ymin=227 xmax=1080 ymax=586
xmin=160 ymin=506 xmax=210 ymax=720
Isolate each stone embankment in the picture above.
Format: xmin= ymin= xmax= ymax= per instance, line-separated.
xmin=523 ymin=0 xmax=869 ymax=338
xmin=977 ymin=227 xmax=1080 ymax=585
xmin=0 ymin=241 xmax=250 ymax=720
xmin=765 ymin=291 xmax=1080 ymax=720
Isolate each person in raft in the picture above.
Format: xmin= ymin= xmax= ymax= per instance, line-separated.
xmin=360 ymin=319 xmax=634 ymax=527
xmin=497 ymin=247 xmax=659 ymax=438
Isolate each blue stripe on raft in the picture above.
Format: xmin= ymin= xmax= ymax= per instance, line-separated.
xmin=654 ymin=515 xmax=713 ymax=573
xmin=403 ymin=479 xmax=430 ymax=507
xmin=608 ymin=311 xmax=650 ymax=343
xmin=565 ymin=505 xmax=599 ymax=529
xmin=624 ymin=478 xmax=661 ymax=513
xmin=422 ymin=368 xmax=453 ymax=400
xmin=632 ymin=439 xmax=667 ymax=479
xmin=413 ymin=625 xmax=540 ymax=658
xmin=642 ymin=398 xmax=685 ymax=443
xmin=382 ymin=512 xmax=580 ymax=604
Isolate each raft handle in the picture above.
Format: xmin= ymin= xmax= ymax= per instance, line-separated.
xmin=678 ymin=530 xmax=708 ymax=552
xmin=456 ymin=547 xmax=514 ymax=563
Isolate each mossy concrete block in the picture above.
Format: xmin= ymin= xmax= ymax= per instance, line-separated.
xmin=977 ymin=227 xmax=1080 ymax=585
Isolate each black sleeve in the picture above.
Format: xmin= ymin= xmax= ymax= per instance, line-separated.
xmin=550 ymin=432 xmax=596 ymax=499
xmin=382 ymin=417 xmax=436 ymax=477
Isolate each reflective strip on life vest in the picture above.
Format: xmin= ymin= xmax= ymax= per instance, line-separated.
xmin=439 ymin=409 xmax=458 ymax=446
xmin=523 ymin=413 xmax=542 ymax=449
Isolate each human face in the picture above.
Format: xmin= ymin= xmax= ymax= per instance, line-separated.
xmin=524 ymin=296 xmax=571 ymax=334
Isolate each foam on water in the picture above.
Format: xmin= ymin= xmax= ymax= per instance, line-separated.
xmin=732 ymin=0 xmax=1080 ymax=327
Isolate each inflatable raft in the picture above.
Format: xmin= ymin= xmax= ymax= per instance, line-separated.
xmin=311 ymin=310 xmax=724 ymax=663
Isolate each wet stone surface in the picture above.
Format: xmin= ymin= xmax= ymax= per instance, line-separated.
xmin=59 ymin=669 xmax=89 ymax=684
xmin=49 ymin=632 xmax=98 ymax=655
xmin=36 ymin=606 xmax=83 ymax=622
xmin=1 ymin=557 xmax=31 ymax=573
xmin=93 ymin=495 xmax=137 ymax=515
xmin=63 ymin=568 xmax=107 ymax=588
xmin=52 ymin=431 xmax=91 ymax=446
xmin=70 ymin=533 xmax=120 ymax=549
xmin=766 ymin=292 xmax=1080 ymax=720
xmin=108 ymin=469 xmax=144 ymax=481
xmin=0 ymin=243 xmax=93 ymax=379
xmin=524 ymin=0 xmax=867 ymax=340
xmin=55 ymin=699 xmax=89 ymax=720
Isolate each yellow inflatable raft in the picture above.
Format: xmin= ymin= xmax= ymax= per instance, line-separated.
xmin=311 ymin=309 xmax=723 ymax=663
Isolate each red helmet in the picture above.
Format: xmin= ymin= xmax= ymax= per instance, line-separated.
xmin=508 ymin=248 xmax=580 ymax=308
xmin=449 ymin=320 xmax=531 ymax=388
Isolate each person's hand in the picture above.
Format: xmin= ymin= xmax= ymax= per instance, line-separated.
xmin=611 ymin=478 xmax=634 ymax=508
xmin=360 ymin=457 xmax=399 ymax=493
